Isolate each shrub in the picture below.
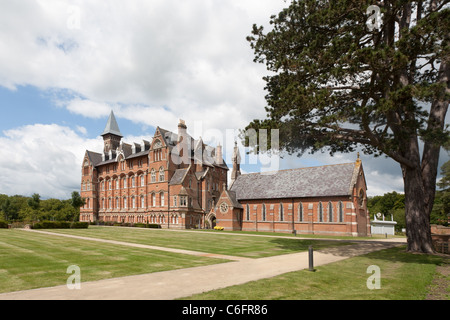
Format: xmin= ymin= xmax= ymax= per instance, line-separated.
xmin=0 ymin=221 xmax=8 ymax=229
xmin=31 ymin=221 xmax=89 ymax=229
xmin=214 ymin=226 xmax=224 ymax=231
xmin=134 ymin=223 xmax=161 ymax=229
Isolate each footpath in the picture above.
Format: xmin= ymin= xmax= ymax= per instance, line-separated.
xmin=0 ymin=230 xmax=405 ymax=300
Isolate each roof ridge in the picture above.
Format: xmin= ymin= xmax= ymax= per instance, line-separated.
xmin=241 ymin=162 xmax=356 ymax=176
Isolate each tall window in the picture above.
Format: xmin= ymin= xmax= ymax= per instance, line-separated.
xmin=159 ymin=167 xmax=165 ymax=182
xmin=328 ymin=202 xmax=333 ymax=222
xmin=132 ymin=196 xmax=136 ymax=209
xmin=124 ymin=197 xmax=127 ymax=209
xmin=152 ymin=193 xmax=156 ymax=207
xmin=173 ymin=195 xmax=177 ymax=207
xmin=151 ymin=169 xmax=156 ymax=183
xmin=246 ymin=204 xmax=250 ymax=220
xmin=299 ymin=202 xmax=303 ymax=222
xmin=339 ymin=201 xmax=344 ymax=222
xmin=318 ymin=202 xmax=323 ymax=222
xmin=141 ymin=196 xmax=145 ymax=208
xmin=116 ymin=197 xmax=120 ymax=209
xmin=160 ymin=192 xmax=165 ymax=206
xmin=279 ymin=203 xmax=284 ymax=221
xmin=131 ymin=176 xmax=135 ymax=188
xmin=262 ymin=204 xmax=266 ymax=221
xmin=141 ymin=175 xmax=145 ymax=187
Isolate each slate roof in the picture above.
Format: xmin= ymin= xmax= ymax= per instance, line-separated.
xmin=169 ymin=168 xmax=189 ymax=185
xmin=101 ymin=111 xmax=123 ymax=137
xmin=230 ymin=162 xmax=359 ymax=200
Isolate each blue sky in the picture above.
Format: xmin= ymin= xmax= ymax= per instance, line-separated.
xmin=0 ymin=1 xmax=447 ymax=199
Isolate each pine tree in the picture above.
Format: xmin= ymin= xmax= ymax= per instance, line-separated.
xmin=246 ymin=0 xmax=449 ymax=253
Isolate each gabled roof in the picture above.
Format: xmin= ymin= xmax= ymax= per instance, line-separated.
xmin=101 ymin=111 xmax=123 ymax=137
xmin=85 ymin=151 xmax=103 ymax=166
xmin=230 ymin=162 xmax=359 ymax=200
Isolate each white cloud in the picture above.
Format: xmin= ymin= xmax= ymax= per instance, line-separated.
xmin=1 ymin=0 xmax=446 ymax=199
xmin=0 ymin=124 xmax=102 ymax=199
xmin=0 ymin=0 xmax=283 ymax=134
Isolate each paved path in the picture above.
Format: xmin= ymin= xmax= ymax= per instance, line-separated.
xmin=0 ymin=230 xmax=405 ymax=300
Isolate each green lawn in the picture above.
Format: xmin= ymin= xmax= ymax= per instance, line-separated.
xmin=182 ymin=246 xmax=448 ymax=300
xmin=48 ymin=226 xmax=352 ymax=258
xmin=0 ymin=229 xmax=225 ymax=294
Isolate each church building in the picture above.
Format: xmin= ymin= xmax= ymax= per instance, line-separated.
xmin=212 ymin=144 xmax=371 ymax=237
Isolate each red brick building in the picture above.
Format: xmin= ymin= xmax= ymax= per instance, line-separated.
xmin=81 ymin=112 xmax=370 ymax=236
xmin=80 ymin=111 xmax=228 ymax=228
xmin=213 ymin=144 xmax=371 ymax=237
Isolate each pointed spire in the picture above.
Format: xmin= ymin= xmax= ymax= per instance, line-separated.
xmin=101 ymin=111 xmax=123 ymax=137
xmin=231 ymin=141 xmax=241 ymax=185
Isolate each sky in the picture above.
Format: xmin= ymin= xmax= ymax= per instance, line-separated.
xmin=0 ymin=0 xmax=448 ymax=199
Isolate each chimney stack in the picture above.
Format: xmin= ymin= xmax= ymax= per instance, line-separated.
xmin=215 ymin=143 xmax=223 ymax=165
xmin=177 ymin=119 xmax=189 ymax=165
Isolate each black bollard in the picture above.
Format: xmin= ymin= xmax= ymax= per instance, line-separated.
xmin=308 ymin=245 xmax=315 ymax=272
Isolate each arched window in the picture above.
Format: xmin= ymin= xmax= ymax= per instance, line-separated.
xmin=328 ymin=202 xmax=333 ymax=222
xmin=131 ymin=176 xmax=135 ymax=188
xmin=318 ymin=202 xmax=323 ymax=222
xmin=299 ymin=202 xmax=303 ymax=222
xmin=123 ymin=197 xmax=127 ymax=209
xmin=160 ymin=192 xmax=165 ymax=206
xmin=262 ymin=204 xmax=267 ymax=221
xmin=359 ymin=189 xmax=365 ymax=207
xmin=132 ymin=196 xmax=136 ymax=209
xmin=339 ymin=201 xmax=344 ymax=222
xmin=116 ymin=197 xmax=120 ymax=209
xmin=141 ymin=195 xmax=145 ymax=208
xmin=151 ymin=169 xmax=156 ymax=183
xmin=279 ymin=203 xmax=284 ymax=221
xmin=141 ymin=175 xmax=145 ymax=187
xmin=152 ymin=193 xmax=156 ymax=207
xmin=159 ymin=167 xmax=165 ymax=182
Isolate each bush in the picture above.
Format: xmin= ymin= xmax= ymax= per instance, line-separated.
xmin=134 ymin=223 xmax=162 ymax=229
xmin=31 ymin=221 xmax=89 ymax=229
xmin=214 ymin=226 xmax=224 ymax=231
xmin=0 ymin=221 xmax=8 ymax=229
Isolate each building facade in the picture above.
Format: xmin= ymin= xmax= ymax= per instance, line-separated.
xmin=213 ymin=144 xmax=371 ymax=237
xmin=81 ymin=112 xmax=370 ymax=236
xmin=80 ymin=111 xmax=228 ymax=228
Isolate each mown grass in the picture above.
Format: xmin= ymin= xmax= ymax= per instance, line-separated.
xmin=49 ymin=226 xmax=351 ymax=258
xmin=182 ymin=246 xmax=448 ymax=300
xmin=0 ymin=229 xmax=225 ymax=294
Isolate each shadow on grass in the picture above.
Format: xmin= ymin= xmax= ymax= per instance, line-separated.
xmin=270 ymin=238 xmax=448 ymax=267
xmin=269 ymin=238 xmax=352 ymax=253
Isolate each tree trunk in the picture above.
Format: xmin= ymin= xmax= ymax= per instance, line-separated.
xmin=403 ymin=164 xmax=435 ymax=254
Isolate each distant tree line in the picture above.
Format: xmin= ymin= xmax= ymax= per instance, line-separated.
xmin=0 ymin=191 xmax=85 ymax=223
xmin=368 ymin=159 xmax=450 ymax=229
